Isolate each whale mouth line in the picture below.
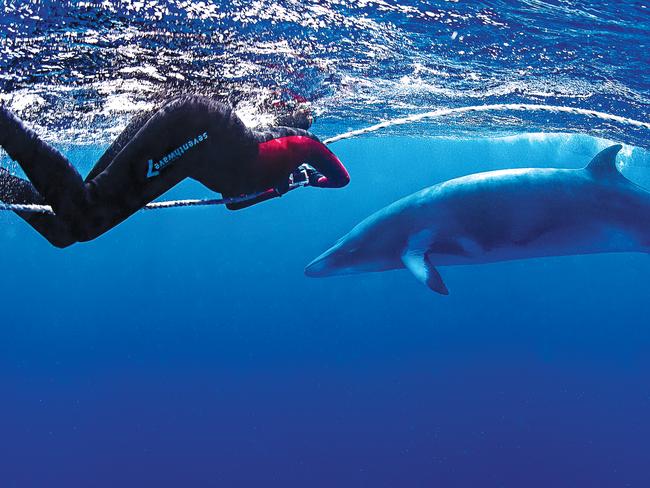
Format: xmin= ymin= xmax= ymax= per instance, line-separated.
xmin=304 ymin=263 xmax=323 ymax=277
xmin=305 ymin=256 xmax=370 ymax=278
xmin=304 ymin=247 xmax=360 ymax=278
xmin=304 ymin=253 xmax=330 ymax=277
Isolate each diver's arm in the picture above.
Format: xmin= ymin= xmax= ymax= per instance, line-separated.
xmin=225 ymin=188 xmax=279 ymax=210
xmin=225 ymin=175 xmax=308 ymax=210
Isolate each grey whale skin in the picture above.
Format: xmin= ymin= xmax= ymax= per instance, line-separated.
xmin=305 ymin=145 xmax=650 ymax=294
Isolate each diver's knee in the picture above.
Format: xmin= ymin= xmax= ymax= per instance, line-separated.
xmin=23 ymin=213 xmax=78 ymax=248
xmin=49 ymin=236 xmax=76 ymax=249
xmin=43 ymin=229 xmax=77 ymax=249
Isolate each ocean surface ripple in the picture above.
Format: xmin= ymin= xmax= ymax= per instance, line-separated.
xmin=1 ymin=1 xmax=649 ymax=146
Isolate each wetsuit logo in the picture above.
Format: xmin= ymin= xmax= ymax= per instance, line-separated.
xmin=146 ymin=131 xmax=209 ymax=178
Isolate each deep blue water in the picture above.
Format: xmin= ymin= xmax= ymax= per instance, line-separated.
xmin=2 ymin=1 xmax=650 ymax=487
xmin=2 ymin=135 xmax=650 ymax=487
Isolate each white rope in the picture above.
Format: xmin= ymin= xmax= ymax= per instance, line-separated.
xmin=0 ymin=194 xmax=263 ymax=215
xmin=2 ymin=103 xmax=649 ymax=215
xmin=0 ymin=183 xmax=308 ymax=215
xmin=322 ymin=103 xmax=650 ymax=144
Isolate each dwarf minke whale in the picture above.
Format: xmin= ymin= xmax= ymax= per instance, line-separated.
xmin=305 ymin=145 xmax=650 ymax=294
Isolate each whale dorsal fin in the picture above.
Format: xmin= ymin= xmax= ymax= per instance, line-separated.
xmin=401 ymin=251 xmax=449 ymax=295
xmin=585 ymin=144 xmax=623 ymax=179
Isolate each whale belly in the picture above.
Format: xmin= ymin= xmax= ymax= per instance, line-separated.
xmin=427 ymin=222 xmax=643 ymax=266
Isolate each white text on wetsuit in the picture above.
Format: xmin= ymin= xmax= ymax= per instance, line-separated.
xmin=146 ymin=131 xmax=209 ymax=178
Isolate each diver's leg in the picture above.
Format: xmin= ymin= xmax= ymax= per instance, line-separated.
xmin=75 ymin=97 xmax=215 ymax=241
xmin=0 ymin=104 xmax=178 ymax=245
xmin=0 ymin=166 xmax=43 ymax=205
xmin=84 ymin=109 xmax=156 ymax=182
xmin=0 ymin=167 xmax=77 ymax=247
xmin=1 ymin=97 xmax=216 ymax=243
xmin=0 ymin=106 xmax=87 ymax=218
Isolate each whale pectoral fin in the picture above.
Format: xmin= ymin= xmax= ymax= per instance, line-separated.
xmin=401 ymin=251 xmax=449 ymax=295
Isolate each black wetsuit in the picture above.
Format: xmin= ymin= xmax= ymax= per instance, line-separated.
xmin=0 ymin=96 xmax=349 ymax=248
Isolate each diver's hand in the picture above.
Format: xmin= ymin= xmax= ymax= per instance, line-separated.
xmin=275 ymin=165 xmax=326 ymax=196
xmin=289 ymin=164 xmax=324 ymax=187
xmin=305 ymin=167 xmax=326 ymax=187
xmin=289 ymin=165 xmax=309 ymax=185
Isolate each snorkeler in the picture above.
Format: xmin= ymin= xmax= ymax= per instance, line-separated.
xmin=0 ymin=95 xmax=349 ymax=248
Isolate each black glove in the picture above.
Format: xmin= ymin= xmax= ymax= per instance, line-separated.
xmin=290 ymin=165 xmax=324 ymax=187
